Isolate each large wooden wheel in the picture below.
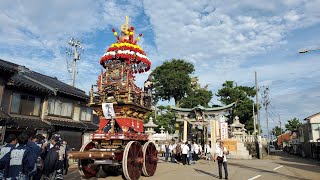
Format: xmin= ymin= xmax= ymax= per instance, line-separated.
xmin=142 ymin=141 xmax=158 ymax=176
xmin=122 ymin=141 xmax=143 ymax=180
xmin=78 ymin=141 xmax=100 ymax=178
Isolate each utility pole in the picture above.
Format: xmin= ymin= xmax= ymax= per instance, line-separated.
xmin=255 ymin=71 xmax=262 ymax=159
xmin=279 ymin=115 xmax=282 ymax=150
xmin=252 ymin=102 xmax=256 ymax=133
xmin=255 ymin=72 xmax=261 ymax=134
xmin=66 ymin=38 xmax=84 ymax=87
xmin=262 ymin=86 xmax=270 ymax=155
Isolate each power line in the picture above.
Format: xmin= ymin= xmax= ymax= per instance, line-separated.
xmin=267 ymin=112 xmax=278 ymax=124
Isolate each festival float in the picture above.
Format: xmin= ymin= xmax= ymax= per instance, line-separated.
xmin=69 ymin=16 xmax=157 ymax=180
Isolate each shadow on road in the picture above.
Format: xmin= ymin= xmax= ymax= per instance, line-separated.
xmin=270 ymin=150 xmax=320 ymax=174
xmin=193 ymin=168 xmax=220 ymax=178
xmin=227 ymin=162 xmax=309 ymax=180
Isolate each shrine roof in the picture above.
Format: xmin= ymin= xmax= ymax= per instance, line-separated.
xmin=171 ymin=102 xmax=235 ymax=112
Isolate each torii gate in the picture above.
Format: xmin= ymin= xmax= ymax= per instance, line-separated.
xmin=171 ymin=103 xmax=235 ymax=149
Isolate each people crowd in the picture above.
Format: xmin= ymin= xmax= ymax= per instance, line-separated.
xmin=159 ymin=139 xmax=229 ymax=179
xmin=160 ymin=139 xmax=207 ymax=165
xmin=0 ymin=130 xmax=70 ymax=180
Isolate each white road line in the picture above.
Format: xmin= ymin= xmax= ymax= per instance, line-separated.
xmin=273 ymin=165 xmax=283 ymax=171
xmin=248 ymin=175 xmax=261 ymax=180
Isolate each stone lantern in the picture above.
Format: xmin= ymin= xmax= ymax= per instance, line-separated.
xmin=144 ymin=117 xmax=158 ymax=140
xmin=230 ymin=116 xmax=247 ymax=137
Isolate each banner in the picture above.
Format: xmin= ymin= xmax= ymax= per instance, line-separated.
xmin=220 ymin=122 xmax=228 ymax=140
xmin=102 ymin=103 xmax=116 ymax=119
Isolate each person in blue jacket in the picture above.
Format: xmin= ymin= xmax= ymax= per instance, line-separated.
xmin=24 ymin=130 xmax=41 ymax=157
xmin=0 ymin=133 xmax=36 ymax=180
xmin=33 ymin=134 xmax=46 ymax=180
xmin=23 ymin=130 xmax=41 ymax=178
xmin=42 ymin=134 xmax=64 ymax=180
xmin=0 ymin=134 xmax=17 ymax=179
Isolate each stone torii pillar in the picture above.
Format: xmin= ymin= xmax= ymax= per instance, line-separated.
xmin=171 ymin=103 xmax=235 ymax=146
xmin=176 ymin=116 xmax=190 ymax=143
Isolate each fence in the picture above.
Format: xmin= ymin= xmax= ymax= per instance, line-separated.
xmin=231 ymin=135 xmax=256 ymax=143
xmin=231 ymin=135 xmax=267 ymax=145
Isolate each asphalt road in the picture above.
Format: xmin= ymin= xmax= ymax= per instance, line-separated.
xmin=64 ymin=151 xmax=320 ymax=180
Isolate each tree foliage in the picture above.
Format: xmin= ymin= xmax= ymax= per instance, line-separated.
xmin=151 ymin=59 xmax=195 ymax=106
xmin=285 ymin=117 xmax=302 ymax=131
xmin=272 ymin=126 xmax=284 ymax=136
xmin=153 ymin=105 xmax=176 ymax=133
xmin=180 ymin=88 xmax=213 ymax=108
xmin=216 ymin=81 xmax=256 ymax=133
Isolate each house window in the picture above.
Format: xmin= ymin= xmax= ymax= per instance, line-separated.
xmin=10 ymin=93 xmax=41 ymax=116
xmin=80 ymin=107 xmax=92 ymax=121
xmin=48 ymin=98 xmax=73 ymax=117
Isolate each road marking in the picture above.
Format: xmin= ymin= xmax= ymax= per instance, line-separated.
xmin=248 ymin=175 xmax=261 ymax=180
xmin=273 ymin=165 xmax=283 ymax=171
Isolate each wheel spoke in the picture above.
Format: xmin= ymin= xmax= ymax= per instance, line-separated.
xmin=142 ymin=142 xmax=158 ymax=177
xmin=78 ymin=142 xmax=100 ymax=178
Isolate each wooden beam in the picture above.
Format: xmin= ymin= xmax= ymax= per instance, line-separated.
xmin=69 ymin=151 xmax=114 ymax=159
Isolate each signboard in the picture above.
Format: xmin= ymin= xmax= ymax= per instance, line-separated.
xmin=222 ymin=140 xmax=237 ymax=152
xmin=220 ymin=122 xmax=228 ymax=140
xmin=210 ymin=119 xmax=220 ymax=141
xmin=102 ymin=103 xmax=116 ymax=119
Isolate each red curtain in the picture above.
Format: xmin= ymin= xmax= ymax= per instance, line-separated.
xmin=99 ymin=117 xmax=110 ymax=131
xmin=116 ymin=118 xmax=143 ymax=132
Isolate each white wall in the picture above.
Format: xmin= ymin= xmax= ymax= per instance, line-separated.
xmin=83 ymin=132 xmax=91 ymax=145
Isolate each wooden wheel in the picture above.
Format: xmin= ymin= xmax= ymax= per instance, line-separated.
xmin=142 ymin=141 xmax=158 ymax=176
xmin=122 ymin=141 xmax=143 ymax=180
xmin=78 ymin=141 xmax=100 ymax=178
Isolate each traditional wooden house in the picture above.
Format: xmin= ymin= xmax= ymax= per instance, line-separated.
xmin=0 ymin=59 xmax=98 ymax=150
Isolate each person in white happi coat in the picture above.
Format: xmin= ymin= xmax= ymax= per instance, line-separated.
xmin=192 ymin=142 xmax=200 ymax=161
xmin=0 ymin=133 xmax=36 ymax=180
xmin=213 ymin=141 xmax=229 ymax=179
xmin=181 ymin=142 xmax=190 ymax=165
xmin=0 ymin=134 xmax=17 ymax=179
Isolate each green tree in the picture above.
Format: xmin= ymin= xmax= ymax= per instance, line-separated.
xmin=216 ymin=81 xmax=256 ymax=133
xmin=151 ymin=59 xmax=195 ymax=106
xmin=154 ymin=105 xmax=176 ymax=133
xmin=285 ymin=117 xmax=302 ymax=131
xmin=180 ymin=88 xmax=213 ymax=108
xmin=272 ymin=126 xmax=284 ymax=136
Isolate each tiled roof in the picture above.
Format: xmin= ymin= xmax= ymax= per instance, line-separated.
xmin=0 ymin=110 xmax=14 ymax=126
xmin=0 ymin=110 xmax=52 ymax=129
xmin=9 ymin=73 xmax=52 ymax=94
xmin=25 ymin=71 xmax=88 ymax=99
xmin=44 ymin=116 xmax=87 ymax=130
xmin=0 ymin=59 xmax=18 ymax=75
xmin=0 ymin=110 xmax=10 ymax=119
xmin=81 ymin=121 xmax=99 ymax=131
xmin=1 ymin=59 xmax=88 ymax=100
xmin=6 ymin=117 xmax=52 ymax=130
xmin=44 ymin=116 xmax=98 ymax=132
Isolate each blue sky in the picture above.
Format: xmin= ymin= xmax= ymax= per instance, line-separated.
xmin=1 ymin=0 xmax=320 ymax=134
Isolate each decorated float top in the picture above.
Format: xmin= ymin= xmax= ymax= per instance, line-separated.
xmin=100 ymin=16 xmax=151 ymax=74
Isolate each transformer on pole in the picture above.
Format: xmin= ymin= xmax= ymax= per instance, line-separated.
xmin=66 ymin=38 xmax=84 ymax=87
